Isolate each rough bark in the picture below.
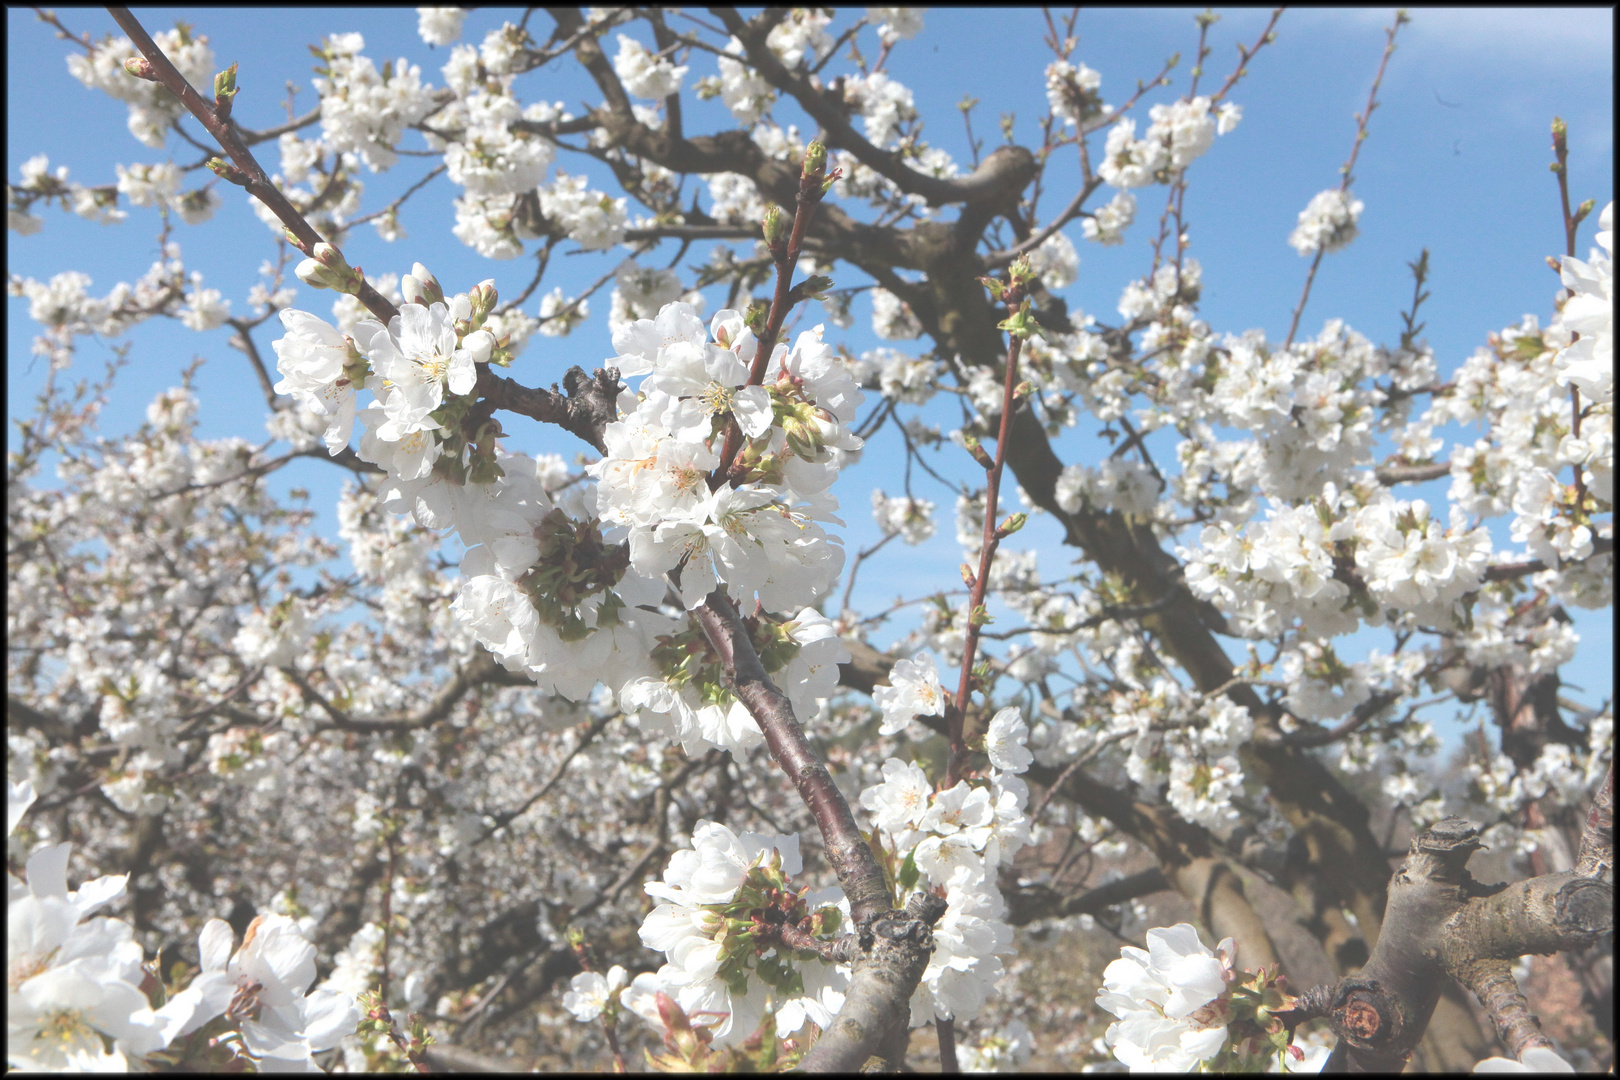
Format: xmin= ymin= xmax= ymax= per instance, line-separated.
xmin=1282 ymin=777 xmax=1614 ymax=1072
xmin=796 ymin=892 xmax=948 ymax=1073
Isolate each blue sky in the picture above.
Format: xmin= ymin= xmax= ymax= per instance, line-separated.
xmin=7 ymin=8 xmax=1613 ymax=741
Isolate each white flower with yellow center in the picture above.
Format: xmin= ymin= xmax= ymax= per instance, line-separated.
xmin=649 ymin=340 xmax=773 ymax=443
xmin=360 ymin=300 xmax=486 ymax=438
xmin=874 ymin=652 xmax=949 ymax=736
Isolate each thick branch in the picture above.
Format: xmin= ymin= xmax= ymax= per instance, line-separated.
xmin=689 ymin=590 xmax=937 ymax=1073
xmin=474 ymin=364 xmax=623 ymax=455
xmin=796 ymin=892 xmax=948 ymax=1073
xmin=714 ymin=8 xmax=1037 ymax=209
xmin=1576 ymin=760 xmax=1613 ymax=880
xmin=286 ymin=651 xmax=526 ymax=734
xmin=1311 ymin=809 xmax=1613 ymax=1072
xmin=1374 ymin=459 xmax=1451 ymax=486
xmin=1005 ymin=866 xmax=1169 ymax=927
xmin=690 ymin=589 xmax=888 ymax=923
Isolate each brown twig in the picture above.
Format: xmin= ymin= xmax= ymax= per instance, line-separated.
xmin=106 ymin=7 xmax=400 ymax=326
xmin=946 ymin=285 xmax=1029 ymax=789
xmin=1284 ymin=11 xmax=1406 ymax=347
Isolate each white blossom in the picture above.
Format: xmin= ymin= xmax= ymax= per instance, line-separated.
xmin=1289 ymin=188 xmax=1364 ymax=256
xmin=874 ymin=652 xmax=949 ymax=735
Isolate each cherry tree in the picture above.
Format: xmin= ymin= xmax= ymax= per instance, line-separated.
xmin=6 ymin=6 xmax=1612 ymax=1073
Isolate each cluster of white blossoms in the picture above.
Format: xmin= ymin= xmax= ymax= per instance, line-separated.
xmin=1202 ymin=320 xmax=1385 ymax=500
xmin=1027 ymin=230 xmax=1081 ymax=291
xmin=274 ymin=277 xmax=863 ymax=757
xmin=1100 ymin=678 xmax=1256 ymax=830
xmin=1097 ymin=923 xmax=1236 ymax=1071
xmin=1183 ymin=481 xmax=1491 ymax=640
xmin=1279 ymin=640 xmax=1373 ymax=722
xmin=608 ymin=259 xmax=689 ymax=331
xmin=612 ymin=34 xmax=688 ymax=100
xmin=1411 ymin=269 xmax=1613 ymax=612
xmin=590 ymin=303 xmax=861 ymax=612
xmin=1046 ymin=59 xmax=1107 ymax=128
xmin=232 ymin=596 xmax=314 ymax=668
xmin=311 ymin=33 xmax=438 ymax=173
xmin=705 ymin=171 xmax=770 ymax=225
xmin=8 ymin=155 xmax=89 ymax=235
xmin=1099 ymin=922 xmax=1339 ymax=1072
xmin=442 ymin=88 xmax=556 ymax=197
xmin=871 ymin=490 xmax=938 ymax=545
xmin=561 ymin=964 xmax=628 ymax=1023
xmin=868 ymin=6 xmax=926 ymax=46
xmin=873 ymin=651 xmax=949 ymax=736
xmin=1055 ymin=456 xmax=1161 ymax=517
xmin=66 ymin=24 xmax=215 ymax=148
xmin=764 ymin=8 xmax=835 ymax=69
xmin=843 ymin=72 xmax=917 ymax=149
xmin=7 ymin=780 xmax=359 ymax=1070
xmin=633 ymin=822 xmax=849 ymax=1047
xmin=848 ymin=346 xmax=940 ymax=404
xmin=958 ymin=1019 xmax=1036 ymax=1071
xmin=1288 ymin=188 xmax=1364 ymax=256
xmin=7 ymin=240 xmax=213 ymax=367
xmin=414 ymin=7 xmax=467 ymax=48
xmin=871 ymin=287 xmax=924 ymax=340
xmin=1099 ymin=95 xmax=1240 ymax=189
xmin=857 ymin=711 xmax=1032 ymax=1025
xmin=1552 ymin=201 xmax=1612 ymax=404
xmin=1083 ymin=189 xmax=1137 ymax=245
xmin=538 ymin=171 xmax=630 ymax=252
xmin=692 ymin=37 xmax=775 ymax=125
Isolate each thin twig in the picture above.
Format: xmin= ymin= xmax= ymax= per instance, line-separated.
xmin=1284 ymin=12 xmax=1406 ymax=346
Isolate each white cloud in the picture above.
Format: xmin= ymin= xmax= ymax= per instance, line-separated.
xmin=1290 ymin=8 xmax=1612 ymax=69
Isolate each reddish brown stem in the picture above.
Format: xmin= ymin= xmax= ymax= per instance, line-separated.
xmin=689 ymin=589 xmax=891 ymax=925
xmin=946 ymin=311 xmax=1025 ymax=788
xmin=106 ymin=7 xmax=400 ymax=326
xmin=714 ymin=164 xmax=834 ymax=485
xmin=1285 ymin=12 xmax=1404 ymax=347
xmin=1550 ymin=119 xmax=1591 ymax=508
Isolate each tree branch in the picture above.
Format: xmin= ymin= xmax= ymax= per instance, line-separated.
xmin=107 ymin=7 xmax=400 ymax=326
xmin=1296 ymin=808 xmax=1613 ymax=1072
xmin=688 ymin=589 xmax=942 ymax=1073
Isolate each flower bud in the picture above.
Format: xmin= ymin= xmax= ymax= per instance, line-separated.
xmin=296 ymin=243 xmax=364 ymax=295
xmin=996 ymin=299 xmax=1041 ymax=341
xmin=459 ymin=329 xmax=495 ymax=364
xmin=467 ymin=446 xmax=505 ymax=485
xmin=213 ymin=62 xmax=239 ymax=118
xmin=762 ymin=205 xmax=789 ymax=250
xmin=1007 ymin=253 xmax=1037 ymax=288
xmin=296 ymin=258 xmax=343 ymax=291
xmin=791 ymin=274 xmax=834 ymax=304
xmin=996 ymin=512 xmax=1027 ymax=537
xmin=801 ymin=139 xmax=827 ymax=182
xmin=205 ymin=157 xmax=250 ymax=187
xmin=123 ymin=57 xmax=158 ymax=81
xmin=401 ymin=262 xmax=444 ymax=306
xmin=468 ymin=279 xmax=498 ymax=323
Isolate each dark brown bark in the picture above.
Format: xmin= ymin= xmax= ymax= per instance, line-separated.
xmin=1284 ymin=789 xmax=1614 ymax=1072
